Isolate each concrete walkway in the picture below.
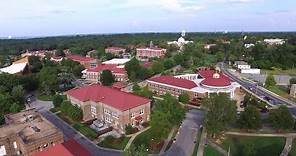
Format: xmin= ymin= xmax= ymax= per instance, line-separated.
xmin=124 ymin=126 xmax=151 ymax=151
xmin=159 ymin=127 xmax=177 ymax=154
xmin=196 ymin=128 xmax=207 ymax=156
xmin=226 ymin=131 xmax=296 ymax=137
xmin=280 ymin=137 xmax=294 ymax=156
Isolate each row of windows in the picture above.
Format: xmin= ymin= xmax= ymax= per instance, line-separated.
xmin=130 ymin=109 xmax=145 ymax=118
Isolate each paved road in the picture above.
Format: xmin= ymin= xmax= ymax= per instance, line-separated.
xmin=219 ymin=63 xmax=296 ymax=117
xmin=164 ymin=109 xmax=204 ymax=156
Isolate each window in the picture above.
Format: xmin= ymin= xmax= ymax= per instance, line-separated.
xmin=104 ymin=109 xmax=111 ymax=115
xmin=112 ymin=112 xmax=119 ymax=119
xmin=105 ymin=117 xmax=113 ymax=123
xmin=140 ymin=109 xmax=144 ymax=115
xmin=91 ymin=106 xmax=96 ymax=114
xmin=130 ymin=112 xmax=135 ymax=118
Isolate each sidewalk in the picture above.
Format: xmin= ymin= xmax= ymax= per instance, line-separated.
xmin=196 ymin=128 xmax=207 ymax=156
xmin=159 ymin=127 xmax=177 ymax=154
xmin=124 ymin=126 xmax=151 ymax=151
xmin=280 ymin=137 xmax=294 ymax=156
xmin=226 ymin=131 xmax=296 ymax=137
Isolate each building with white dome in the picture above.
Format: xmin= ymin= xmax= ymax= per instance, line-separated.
xmin=167 ymin=31 xmax=193 ymax=50
xmin=146 ymin=69 xmax=241 ymax=104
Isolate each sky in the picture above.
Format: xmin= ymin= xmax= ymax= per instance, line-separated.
xmin=0 ymin=0 xmax=296 ymax=37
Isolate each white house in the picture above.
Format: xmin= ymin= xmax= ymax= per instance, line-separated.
xmin=234 ymin=61 xmax=251 ymax=70
xmin=264 ymin=39 xmax=285 ymax=45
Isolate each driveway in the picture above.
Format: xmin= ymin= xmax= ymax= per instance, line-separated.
xmin=164 ymin=109 xmax=204 ymax=156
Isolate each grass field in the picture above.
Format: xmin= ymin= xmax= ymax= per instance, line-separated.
xmin=221 ymin=135 xmax=286 ymax=156
xmin=268 ymin=86 xmax=296 ymax=102
xmin=204 ymin=145 xmax=223 ymax=156
xmin=98 ymin=136 xmax=130 ymax=150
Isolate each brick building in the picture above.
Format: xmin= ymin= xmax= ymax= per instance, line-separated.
xmin=67 ymin=55 xmax=97 ymax=69
xmin=147 ymin=69 xmax=241 ymax=101
xmin=82 ymin=64 xmax=128 ymax=82
xmin=66 ymin=84 xmax=151 ymax=133
xmin=0 ymin=110 xmax=64 ymax=156
xmin=105 ymin=47 xmax=126 ymax=56
xmin=136 ymin=47 xmax=167 ymax=61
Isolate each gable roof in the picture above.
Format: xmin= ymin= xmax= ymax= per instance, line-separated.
xmin=86 ymin=64 xmax=126 ymax=74
xmin=148 ymin=76 xmax=198 ymax=89
xmin=33 ymin=140 xmax=93 ymax=156
xmin=67 ymin=55 xmax=96 ymax=62
xmin=66 ymin=84 xmax=151 ymax=111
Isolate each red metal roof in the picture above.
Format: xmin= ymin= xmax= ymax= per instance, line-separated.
xmin=66 ymin=84 xmax=151 ymax=111
xmin=148 ymin=76 xmax=198 ymax=89
xmin=87 ymin=64 xmax=126 ymax=74
xmin=198 ymin=70 xmax=232 ymax=87
xmin=33 ymin=140 xmax=93 ymax=156
xmin=67 ymin=55 xmax=96 ymax=62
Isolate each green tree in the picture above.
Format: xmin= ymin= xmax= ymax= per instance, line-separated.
xmin=11 ymin=85 xmax=25 ymax=104
xmin=204 ymin=94 xmax=237 ymax=137
xmin=29 ymin=56 xmax=43 ymax=73
xmin=9 ymin=103 xmax=21 ymax=113
xmin=100 ymin=70 xmax=115 ymax=86
xmin=38 ymin=66 xmax=58 ymax=95
xmin=163 ymin=59 xmax=175 ymax=70
xmin=265 ymin=75 xmax=276 ymax=88
xmin=132 ymin=83 xmax=141 ymax=92
xmin=52 ymin=94 xmax=64 ymax=108
xmin=61 ymin=101 xmax=83 ymax=121
xmin=178 ymin=92 xmax=190 ymax=104
xmin=73 ymin=64 xmax=85 ymax=78
xmin=237 ymin=105 xmax=261 ymax=129
xmin=269 ymin=106 xmax=294 ymax=130
xmin=124 ymin=144 xmax=148 ymax=156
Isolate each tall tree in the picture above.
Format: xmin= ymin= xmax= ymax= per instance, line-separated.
xmin=204 ymin=94 xmax=237 ymax=137
xmin=100 ymin=70 xmax=115 ymax=86
xmin=269 ymin=106 xmax=294 ymax=130
xmin=124 ymin=144 xmax=148 ymax=156
xmin=265 ymin=75 xmax=276 ymax=88
xmin=11 ymin=85 xmax=25 ymax=104
xmin=237 ymin=105 xmax=261 ymax=129
xmin=178 ymin=92 xmax=190 ymax=104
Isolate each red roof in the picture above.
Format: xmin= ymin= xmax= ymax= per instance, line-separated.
xmin=137 ymin=47 xmax=166 ymax=51
xmin=66 ymin=84 xmax=151 ymax=111
xmin=148 ymin=76 xmax=198 ymax=89
xmin=67 ymin=55 xmax=96 ymax=62
xmin=87 ymin=64 xmax=126 ymax=74
xmin=33 ymin=140 xmax=93 ymax=156
xmin=198 ymin=70 xmax=232 ymax=87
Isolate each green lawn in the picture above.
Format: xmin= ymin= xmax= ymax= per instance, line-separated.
xmin=132 ymin=128 xmax=168 ymax=154
xmin=56 ymin=112 xmax=76 ymax=125
xmin=263 ymin=68 xmax=296 ymax=76
xmin=268 ymin=86 xmax=296 ymax=102
xmin=37 ymin=94 xmax=53 ymax=101
xmin=98 ymin=136 xmax=130 ymax=150
xmin=289 ymin=139 xmax=296 ymax=156
xmin=221 ymin=135 xmax=286 ymax=156
xmin=204 ymin=145 xmax=223 ymax=156
xmin=73 ymin=123 xmax=98 ymax=140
